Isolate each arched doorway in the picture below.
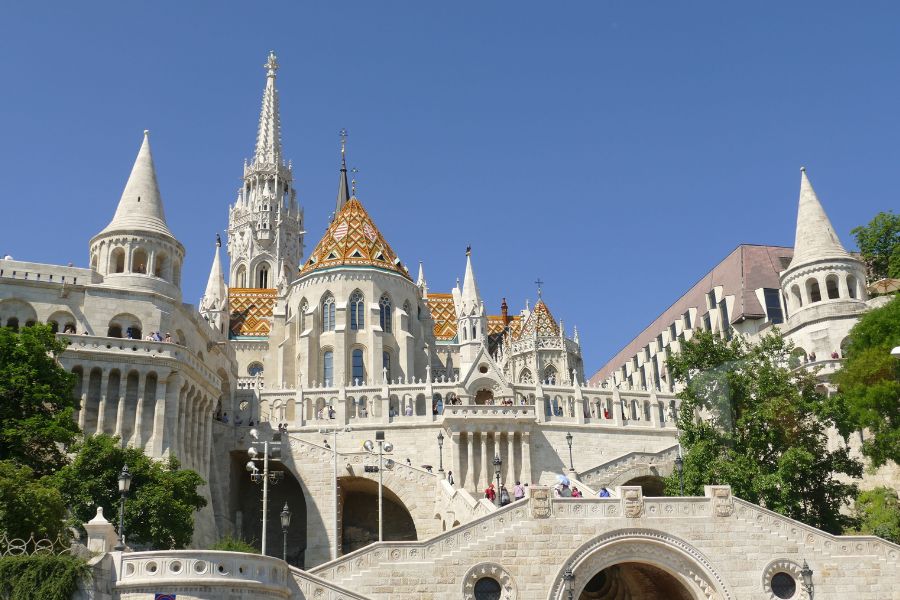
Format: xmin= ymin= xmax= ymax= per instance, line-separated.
xmin=577 ymin=562 xmax=693 ymax=599
xmin=339 ymin=477 xmax=417 ymax=554
xmin=475 ymin=388 xmax=494 ymax=404
xmin=622 ymin=475 xmax=666 ymax=496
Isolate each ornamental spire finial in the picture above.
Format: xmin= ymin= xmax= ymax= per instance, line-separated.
xmin=265 ymin=51 xmax=278 ymax=77
xmin=351 ymin=167 xmax=359 ymax=196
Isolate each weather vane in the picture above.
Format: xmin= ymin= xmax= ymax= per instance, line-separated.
xmin=535 ymin=278 xmax=544 ymax=299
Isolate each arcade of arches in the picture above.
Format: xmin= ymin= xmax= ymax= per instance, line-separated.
xmin=576 ymin=562 xmax=693 ymax=599
xmin=339 ymin=476 xmax=417 ymax=554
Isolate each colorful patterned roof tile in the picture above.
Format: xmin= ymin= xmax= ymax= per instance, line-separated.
xmin=515 ymin=299 xmax=559 ymax=340
xmin=425 ymin=294 xmax=457 ymax=341
xmin=487 ymin=315 xmax=507 ymax=335
xmin=300 ymin=197 xmax=411 ymax=280
xmin=229 ymin=288 xmax=276 ymax=337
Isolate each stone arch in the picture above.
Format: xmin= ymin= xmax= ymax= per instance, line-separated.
xmin=0 ymin=299 xmax=37 ymax=330
xmin=235 ymin=263 xmax=247 ymax=287
xmin=337 ymin=476 xmax=418 ymax=554
xmin=846 ymin=273 xmax=859 ymax=299
xmin=606 ymin=463 xmax=673 ymax=490
xmin=805 ymin=278 xmax=821 ymax=303
xmin=790 ymin=284 xmax=802 ymax=309
xmin=548 ymin=529 xmax=733 ymax=600
xmin=108 ymin=313 xmax=142 ymax=339
xmin=825 ymin=274 xmax=840 ymax=299
xmin=153 ymin=252 xmax=167 ymax=279
xmin=47 ymin=310 xmax=77 ymax=334
xmin=110 ymin=247 xmax=126 ymax=273
xmin=131 ymin=248 xmax=148 ymax=274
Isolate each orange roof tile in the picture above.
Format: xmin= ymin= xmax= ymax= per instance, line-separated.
xmin=229 ymin=288 xmax=276 ymax=337
xmin=425 ymin=293 xmax=457 ymax=341
xmin=516 ymin=299 xmax=559 ymax=340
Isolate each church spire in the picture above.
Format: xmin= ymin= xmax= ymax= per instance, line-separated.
xmin=417 ymin=260 xmax=428 ymax=297
xmin=788 ymin=167 xmax=850 ymax=268
xmin=336 ymin=129 xmax=350 ymax=214
xmin=200 ymin=234 xmax=228 ymax=332
xmin=253 ymin=51 xmax=283 ymax=167
xmin=100 ymin=130 xmax=174 ymax=238
xmin=460 ymin=246 xmax=483 ymax=315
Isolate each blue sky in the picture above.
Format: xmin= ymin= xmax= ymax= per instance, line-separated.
xmin=1 ymin=2 xmax=898 ymax=374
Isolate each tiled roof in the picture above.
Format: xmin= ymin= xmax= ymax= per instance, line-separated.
xmin=300 ymin=197 xmax=411 ymax=280
xmin=516 ymin=299 xmax=560 ymax=339
xmin=426 ymin=294 xmax=457 ymax=341
xmin=229 ymin=288 xmax=276 ymax=337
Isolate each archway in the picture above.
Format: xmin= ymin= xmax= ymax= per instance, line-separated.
xmin=339 ymin=476 xmax=417 ymax=554
xmin=577 ymin=562 xmax=693 ymax=599
xmin=475 ymin=388 xmax=494 ymax=405
xmin=622 ymin=475 xmax=666 ymax=496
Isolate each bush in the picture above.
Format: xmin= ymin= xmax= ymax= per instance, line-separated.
xmin=0 ymin=554 xmax=89 ymax=600
xmin=210 ymin=535 xmax=258 ymax=554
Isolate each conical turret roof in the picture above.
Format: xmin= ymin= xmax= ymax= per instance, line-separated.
xmin=99 ymin=131 xmax=174 ymax=238
xmin=515 ymin=299 xmax=560 ymax=340
xmin=201 ymin=237 xmax=227 ymax=311
xmin=300 ymin=197 xmax=411 ymax=280
xmin=787 ymin=168 xmax=850 ymax=268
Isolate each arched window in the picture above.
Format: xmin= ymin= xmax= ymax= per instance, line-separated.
xmin=791 ymin=284 xmax=802 ymax=308
xmin=107 ymin=324 xmax=122 ymax=338
xmin=473 ymin=577 xmax=501 ymax=600
xmin=543 ymin=365 xmax=557 ymax=384
xmin=383 ymin=351 xmax=392 ymax=382
xmin=379 ymin=294 xmax=392 ymax=333
xmin=847 ymin=274 xmax=858 ymax=299
xmin=807 ymin=278 xmax=821 ymax=303
xmin=826 ymin=275 xmax=840 ymax=299
xmin=6 ymin=317 xmax=19 ymax=331
xmin=154 ymin=253 xmax=167 ymax=278
xmin=519 ymin=368 xmax=533 ymax=384
xmin=111 ymin=248 xmax=125 ymax=273
xmin=298 ymin=299 xmax=308 ymax=336
xmin=236 ymin=265 xmax=247 ymax=288
xmin=349 ymin=291 xmax=365 ymax=330
xmin=248 ymin=362 xmax=264 ymax=376
xmin=90 ymin=253 xmax=98 ymax=270
xmin=352 ymin=349 xmax=364 ymax=384
xmin=132 ymin=249 xmax=148 ymax=274
xmin=257 ymin=262 xmax=270 ymax=288
xmin=322 ymin=294 xmax=336 ymax=332
xmin=323 ymin=351 xmax=334 ymax=386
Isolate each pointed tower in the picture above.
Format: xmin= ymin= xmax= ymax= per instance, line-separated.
xmin=416 ymin=261 xmax=428 ymax=298
xmin=780 ymin=168 xmax=867 ymax=361
xmin=89 ymin=131 xmax=185 ymax=299
xmin=453 ymin=247 xmax=487 ymax=369
xmin=335 ymin=129 xmax=350 ymax=216
xmin=227 ymin=51 xmax=304 ymax=291
xmin=200 ymin=235 xmax=228 ymax=333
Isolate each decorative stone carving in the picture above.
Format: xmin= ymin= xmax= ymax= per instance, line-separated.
xmin=708 ymin=485 xmax=734 ymax=517
xmin=462 ymin=562 xmax=517 ymax=600
xmin=621 ymin=485 xmax=644 ymax=518
xmin=530 ymin=486 xmax=552 ymax=519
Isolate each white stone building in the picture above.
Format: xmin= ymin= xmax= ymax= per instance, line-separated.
xmin=2 ymin=52 xmax=897 ymax=599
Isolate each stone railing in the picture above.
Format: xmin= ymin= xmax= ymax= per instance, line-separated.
xmin=116 ymin=550 xmax=292 ymax=598
xmin=289 ymin=567 xmax=372 ymax=599
xmin=438 ymin=479 xmax=496 ymax=524
xmin=0 ymin=259 xmax=96 ymax=285
xmin=310 ymin=497 xmax=528 ymax=582
xmin=441 ymin=404 xmax=535 ymax=420
xmin=577 ymin=444 xmax=680 ymax=487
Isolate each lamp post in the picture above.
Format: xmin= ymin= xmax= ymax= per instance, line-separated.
xmin=437 ymin=431 xmax=445 ymax=475
xmin=280 ymin=502 xmax=291 ymax=562
xmin=364 ymin=432 xmax=393 ymax=542
xmin=246 ymin=428 xmax=284 ymax=556
xmin=565 ymin=431 xmax=575 ymax=473
xmin=493 ymin=454 xmax=502 ymax=506
xmin=113 ymin=464 xmax=132 ymax=551
xmin=674 ymin=453 xmax=684 ymax=496
xmin=800 ymin=560 xmax=814 ymax=599
xmin=319 ymin=426 xmax=351 ymax=560
xmin=563 ymin=566 xmax=575 ymax=600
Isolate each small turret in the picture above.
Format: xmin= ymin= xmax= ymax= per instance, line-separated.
xmin=200 ymin=235 xmax=228 ymax=333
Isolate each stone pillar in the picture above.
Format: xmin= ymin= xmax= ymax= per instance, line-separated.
xmin=114 ymin=375 xmax=128 ymax=438
xmin=521 ymin=431 xmax=532 ymax=484
xmin=149 ymin=374 xmax=169 ymax=456
xmin=450 ymin=431 xmax=460 ymax=482
xmin=466 ymin=431 xmax=476 ymax=491
xmin=480 ymin=432 xmax=489 ymax=490
xmin=84 ymin=507 xmax=119 ymax=554
xmin=132 ymin=372 xmax=147 ymax=448
xmin=506 ymin=430 xmax=516 ymax=485
xmin=77 ymin=369 xmax=89 ymax=430
xmin=96 ymin=370 xmax=110 ymax=435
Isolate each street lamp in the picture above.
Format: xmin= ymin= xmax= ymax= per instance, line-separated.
xmin=493 ymin=454 xmax=502 ymax=506
xmin=363 ymin=432 xmax=394 ymax=542
xmin=246 ymin=428 xmax=284 ymax=556
xmin=563 ymin=566 xmax=575 ymax=600
xmin=113 ymin=464 xmax=132 ymax=551
xmin=800 ymin=560 xmax=814 ymax=599
xmin=437 ymin=431 xmax=445 ymax=475
xmin=565 ymin=432 xmax=575 ymax=473
xmin=674 ymin=452 xmax=684 ymax=496
xmin=319 ymin=426 xmax=351 ymax=560
xmin=280 ymin=502 xmax=291 ymax=562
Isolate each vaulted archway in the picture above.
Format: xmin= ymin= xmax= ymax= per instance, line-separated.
xmin=338 ymin=476 xmax=417 ymax=554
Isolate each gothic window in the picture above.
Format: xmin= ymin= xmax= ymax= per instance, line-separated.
xmin=322 ymin=294 xmax=336 ymax=332
xmin=323 ymin=351 xmax=334 ymax=386
xmin=543 ymin=365 xmax=557 ymax=384
xmin=257 ymin=262 xmax=270 ymax=288
xmin=132 ymin=249 xmax=148 ymax=274
xmin=379 ymin=294 xmax=392 ymax=333
xmin=236 ymin=265 xmax=247 ymax=288
xmin=806 ymin=278 xmax=821 ymax=303
xmin=377 ymin=351 xmax=389 ymax=383
xmin=826 ymin=274 xmax=840 ymax=299
xmin=352 ymin=349 xmax=364 ymax=384
xmin=173 ymin=263 xmax=181 ymax=287
xmin=519 ymin=368 xmax=533 ymax=384
xmin=298 ymin=299 xmax=308 ymax=336
xmin=90 ymin=253 xmax=98 ymax=270
xmin=350 ymin=291 xmax=365 ymax=330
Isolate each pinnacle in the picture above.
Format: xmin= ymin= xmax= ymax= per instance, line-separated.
xmin=787 ymin=168 xmax=850 ymax=269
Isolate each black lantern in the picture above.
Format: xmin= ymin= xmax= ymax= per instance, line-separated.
xmin=114 ymin=465 xmax=132 ymax=551
xmin=493 ymin=455 xmax=502 ymax=506
xmin=565 ymin=432 xmax=574 ymax=472
xmin=674 ymin=454 xmax=684 ymax=496
xmin=563 ymin=566 xmax=575 ymax=600
xmin=800 ymin=560 xmax=814 ymax=599
xmin=437 ymin=431 xmax=445 ymax=474
xmin=280 ymin=502 xmax=291 ymax=562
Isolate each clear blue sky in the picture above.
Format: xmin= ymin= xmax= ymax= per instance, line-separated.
xmin=2 ymin=2 xmax=898 ymax=374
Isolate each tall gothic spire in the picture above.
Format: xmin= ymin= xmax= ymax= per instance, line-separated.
xmin=788 ymin=167 xmax=850 ymax=268
xmin=100 ymin=130 xmax=174 ymax=238
xmin=336 ymin=129 xmax=350 ymax=214
xmin=253 ymin=51 xmax=283 ymax=167
xmin=460 ymin=246 xmax=482 ymax=315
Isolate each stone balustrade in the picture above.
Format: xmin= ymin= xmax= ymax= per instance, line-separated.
xmin=441 ymin=404 xmax=535 ymax=420
xmin=0 ymin=258 xmax=97 ymax=285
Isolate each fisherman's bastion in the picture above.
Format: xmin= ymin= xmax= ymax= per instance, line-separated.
xmin=0 ymin=53 xmax=897 ymax=599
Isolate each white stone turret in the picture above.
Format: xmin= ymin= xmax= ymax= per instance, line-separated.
xmin=227 ymin=51 xmax=304 ymax=290
xmin=417 ymin=261 xmax=428 ymax=298
xmin=200 ymin=235 xmax=228 ymax=333
xmin=780 ymin=167 xmax=868 ymax=360
xmin=89 ymin=131 xmax=184 ymax=300
xmin=453 ymin=247 xmax=487 ymax=370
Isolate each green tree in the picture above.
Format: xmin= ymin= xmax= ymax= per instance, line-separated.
xmin=52 ymin=434 xmax=207 ymax=549
xmin=833 ymin=295 xmax=900 ymax=467
xmin=210 ymin=535 xmax=258 ymax=553
xmin=851 ymin=211 xmax=900 ymax=281
xmin=0 ymin=461 xmax=67 ymax=540
xmin=0 ymin=324 xmax=79 ymax=476
xmin=664 ymin=330 xmax=861 ymax=534
xmin=850 ymin=486 xmax=900 ymax=544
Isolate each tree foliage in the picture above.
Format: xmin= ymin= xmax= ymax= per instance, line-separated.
xmin=851 ymin=210 xmax=900 ymax=281
xmin=0 ymin=461 xmax=67 ymax=540
xmin=0 ymin=325 xmax=78 ymax=476
xmin=850 ymin=486 xmax=900 ymax=544
xmin=0 ymin=554 xmax=89 ymax=600
xmin=211 ymin=535 xmax=258 ymax=553
xmin=833 ymin=295 xmax=900 ymax=466
xmin=664 ymin=330 xmax=861 ymax=534
xmin=52 ymin=434 xmax=207 ymax=549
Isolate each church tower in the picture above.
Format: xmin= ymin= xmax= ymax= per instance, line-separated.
xmin=89 ymin=130 xmax=185 ymax=301
xmin=452 ymin=247 xmax=487 ymax=371
xmin=780 ymin=167 xmax=868 ymax=363
xmin=227 ymin=52 xmax=304 ymax=291
xmin=199 ymin=235 xmax=228 ymax=334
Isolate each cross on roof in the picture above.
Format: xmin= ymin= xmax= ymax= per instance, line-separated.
xmin=535 ymin=278 xmax=544 ymax=299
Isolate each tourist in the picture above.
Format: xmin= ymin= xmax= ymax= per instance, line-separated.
xmin=513 ymin=481 xmax=525 ymax=501
xmin=447 ymin=471 xmax=454 ymax=486
xmin=484 ymin=483 xmax=496 ymax=502
xmin=234 ymin=414 xmax=243 ymax=426
xmin=323 ymin=439 xmax=330 ymax=449
xmin=164 ymin=332 xmax=172 ymax=343
xmin=405 ymin=404 xmax=413 ymax=417
xmin=222 ymin=412 xmax=229 ymax=424
xmin=598 ymin=487 xmax=611 ymax=498
xmin=499 ymin=485 xmax=511 ymax=506
xmin=571 ymin=487 xmax=581 ymax=498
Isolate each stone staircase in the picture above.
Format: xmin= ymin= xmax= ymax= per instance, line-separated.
xmin=578 ymin=444 xmax=679 ymax=489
